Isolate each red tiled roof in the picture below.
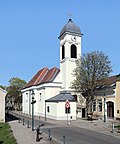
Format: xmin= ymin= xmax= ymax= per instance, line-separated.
xmin=96 ymin=74 xmax=120 ymax=91
xmin=24 ymin=67 xmax=60 ymax=88
xmin=103 ymin=74 xmax=120 ymax=85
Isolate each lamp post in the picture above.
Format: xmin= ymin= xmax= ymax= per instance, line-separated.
xmin=31 ymin=89 xmax=36 ymax=131
xmin=104 ymin=93 xmax=106 ymax=122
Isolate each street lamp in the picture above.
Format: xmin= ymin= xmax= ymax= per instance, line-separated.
xmin=104 ymin=93 xmax=106 ymax=122
xmin=31 ymin=89 xmax=36 ymax=131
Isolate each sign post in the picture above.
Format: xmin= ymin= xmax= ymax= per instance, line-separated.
xmin=65 ymin=99 xmax=70 ymax=125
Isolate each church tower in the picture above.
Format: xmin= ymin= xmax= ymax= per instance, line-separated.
xmin=58 ymin=19 xmax=83 ymax=91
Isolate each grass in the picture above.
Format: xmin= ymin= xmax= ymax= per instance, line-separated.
xmin=0 ymin=123 xmax=17 ymax=144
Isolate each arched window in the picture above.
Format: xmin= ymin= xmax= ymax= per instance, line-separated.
xmin=62 ymin=45 xmax=65 ymax=59
xmin=71 ymin=44 xmax=77 ymax=58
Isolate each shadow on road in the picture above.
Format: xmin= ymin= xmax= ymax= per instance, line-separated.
xmin=5 ymin=112 xmax=19 ymax=122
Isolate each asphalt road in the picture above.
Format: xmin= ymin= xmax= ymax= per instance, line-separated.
xmin=9 ymin=112 xmax=120 ymax=144
xmin=43 ymin=126 xmax=120 ymax=144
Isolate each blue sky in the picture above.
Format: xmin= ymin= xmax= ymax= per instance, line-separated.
xmin=0 ymin=0 xmax=120 ymax=86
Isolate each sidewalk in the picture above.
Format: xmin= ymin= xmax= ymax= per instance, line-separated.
xmin=71 ymin=118 xmax=120 ymax=139
xmin=9 ymin=120 xmax=60 ymax=144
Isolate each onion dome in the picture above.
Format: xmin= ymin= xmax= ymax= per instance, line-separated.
xmin=59 ymin=19 xmax=82 ymax=38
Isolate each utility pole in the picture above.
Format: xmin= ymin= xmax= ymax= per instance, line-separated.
xmin=31 ymin=89 xmax=36 ymax=131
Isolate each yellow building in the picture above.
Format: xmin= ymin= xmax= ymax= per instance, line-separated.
xmin=91 ymin=74 xmax=120 ymax=120
xmin=115 ymin=80 xmax=120 ymax=119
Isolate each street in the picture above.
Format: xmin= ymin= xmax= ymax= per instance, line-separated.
xmin=9 ymin=111 xmax=120 ymax=144
xmin=43 ymin=127 xmax=120 ymax=144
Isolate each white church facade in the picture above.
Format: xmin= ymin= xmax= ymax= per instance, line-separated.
xmin=21 ymin=18 xmax=83 ymax=120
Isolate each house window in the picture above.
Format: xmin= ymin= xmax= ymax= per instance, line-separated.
xmin=71 ymin=44 xmax=77 ymax=58
xmin=26 ymin=93 xmax=28 ymax=102
xmin=39 ymin=93 xmax=42 ymax=101
xmin=98 ymin=99 xmax=102 ymax=112
xmin=47 ymin=106 xmax=50 ymax=113
xmin=92 ymin=100 xmax=96 ymax=111
xmin=65 ymin=107 xmax=70 ymax=114
xmin=73 ymin=95 xmax=77 ymax=101
xmin=62 ymin=45 xmax=65 ymax=59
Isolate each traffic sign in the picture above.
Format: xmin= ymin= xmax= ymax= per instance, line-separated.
xmin=65 ymin=99 xmax=70 ymax=108
xmin=65 ymin=102 xmax=70 ymax=108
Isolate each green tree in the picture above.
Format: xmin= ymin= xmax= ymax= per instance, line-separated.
xmin=0 ymin=85 xmax=6 ymax=90
xmin=8 ymin=77 xmax=27 ymax=88
xmin=6 ymin=77 xmax=27 ymax=110
xmin=71 ymin=51 xmax=112 ymax=113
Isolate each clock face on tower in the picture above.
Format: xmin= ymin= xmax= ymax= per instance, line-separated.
xmin=71 ymin=36 xmax=76 ymax=42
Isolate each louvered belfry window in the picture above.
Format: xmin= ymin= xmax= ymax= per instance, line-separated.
xmin=62 ymin=45 xmax=65 ymax=59
xmin=71 ymin=44 xmax=77 ymax=58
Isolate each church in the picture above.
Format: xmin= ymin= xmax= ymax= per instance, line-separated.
xmin=22 ymin=18 xmax=120 ymax=121
xmin=21 ymin=18 xmax=84 ymax=120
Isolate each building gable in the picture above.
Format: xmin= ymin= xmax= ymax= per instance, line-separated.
xmin=24 ymin=67 xmax=60 ymax=88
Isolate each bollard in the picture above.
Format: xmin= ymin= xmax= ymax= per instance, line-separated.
xmin=39 ymin=116 xmax=40 ymax=119
xmin=27 ymin=120 xmax=30 ymax=128
xmin=23 ymin=118 xmax=25 ymax=125
xmin=18 ymin=117 xmax=21 ymax=123
xmin=36 ymin=126 xmax=40 ymax=142
xmin=48 ymin=129 xmax=52 ymax=140
xmin=63 ymin=136 xmax=65 ymax=144
xmin=68 ymin=121 xmax=71 ymax=125
xmin=36 ymin=125 xmax=42 ymax=142
xmin=112 ymin=122 xmax=114 ymax=133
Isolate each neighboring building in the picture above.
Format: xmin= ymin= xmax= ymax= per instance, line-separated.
xmin=91 ymin=74 xmax=120 ymax=120
xmin=0 ymin=88 xmax=7 ymax=122
xmin=22 ymin=18 xmax=83 ymax=120
xmin=115 ymin=79 xmax=120 ymax=120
